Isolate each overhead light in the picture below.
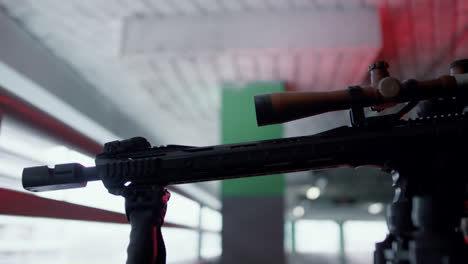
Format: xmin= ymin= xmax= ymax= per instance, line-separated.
xmin=368 ymin=203 xmax=384 ymax=215
xmin=315 ymin=177 xmax=328 ymax=189
xmin=292 ymin=206 xmax=305 ymax=218
xmin=306 ymin=186 xmax=321 ymax=200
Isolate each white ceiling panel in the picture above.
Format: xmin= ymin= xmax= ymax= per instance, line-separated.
xmin=264 ymin=0 xmax=291 ymax=9
xmin=235 ymin=54 xmax=257 ymax=81
xmin=167 ymin=0 xmax=204 ymax=15
xmin=296 ymin=53 xmax=319 ymax=90
xmin=191 ymin=0 xmax=225 ymax=13
xmin=256 ymin=54 xmax=276 ymax=81
xmin=122 ymin=8 xmax=381 ymax=54
xmin=191 ymin=57 xmax=220 ymax=106
xmin=241 ymin=0 xmax=270 ymax=10
xmin=214 ymin=54 xmax=239 ymax=81
xmin=220 ymin=0 xmax=248 ymax=12
xmin=276 ymin=54 xmax=297 ymax=82
xmin=142 ymin=0 xmax=179 ymax=15
xmin=291 ymin=0 xmax=316 ymax=8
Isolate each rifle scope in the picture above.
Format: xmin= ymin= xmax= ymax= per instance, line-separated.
xmin=255 ymin=73 xmax=468 ymax=126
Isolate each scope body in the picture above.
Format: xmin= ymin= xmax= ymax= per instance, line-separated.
xmin=255 ymin=73 xmax=468 ymax=126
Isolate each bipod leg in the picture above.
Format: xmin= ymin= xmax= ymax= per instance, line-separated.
xmin=375 ymin=170 xmax=414 ymax=264
xmin=409 ymin=195 xmax=468 ymax=263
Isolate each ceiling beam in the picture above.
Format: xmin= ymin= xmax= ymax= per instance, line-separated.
xmin=122 ymin=7 xmax=381 ymax=55
xmin=0 ymin=10 xmax=152 ymax=144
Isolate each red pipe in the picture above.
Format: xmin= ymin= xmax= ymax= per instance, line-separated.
xmin=0 ymin=188 xmax=204 ymax=230
xmin=0 ymin=87 xmax=103 ymax=155
xmin=0 ymin=188 xmax=127 ymax=223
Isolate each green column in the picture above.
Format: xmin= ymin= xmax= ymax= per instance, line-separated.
xmin=221 ymin=81 xmax=285 ymax=264
xmin=221 ymin=81 xmax=284 ymax=197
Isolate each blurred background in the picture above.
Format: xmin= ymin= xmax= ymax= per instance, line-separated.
xmin=0 ymin=0 xmax=467 ymax=263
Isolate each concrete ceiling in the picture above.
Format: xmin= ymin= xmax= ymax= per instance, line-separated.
xmin=1 ymin=0 xmax=467 ymax=220
xmin=0 ymin=0 xmax=382 ymax=146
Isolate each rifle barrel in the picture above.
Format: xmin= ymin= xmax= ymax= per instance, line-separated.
xmin=22 ymin=164 xmax=98 ymax=192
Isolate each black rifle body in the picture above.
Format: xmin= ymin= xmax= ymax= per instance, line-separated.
xmin=22 ymin=113 xmax=468 ymax=193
